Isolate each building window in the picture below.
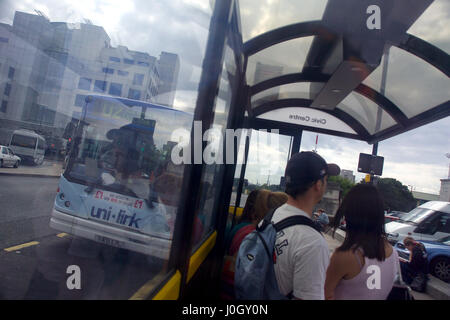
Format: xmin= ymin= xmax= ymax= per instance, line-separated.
xmin=74 ymin=94 xmax=87 ymax=107
xmin=28 ymin=104 xmax=55 ymax=126
xmin=8 ymin=67 xmax=15 ymax=80
xmin=0 ymin=37 xmax=8 ymax=43
xmin=94 ymin=80 xmax=107 ymax=93
xmin=128 ymin=89 xmax=141 ymax=100
xmin=4 ymin=83 xmax=11 ymax=96
xmin=117 ymin=70 xmax=129 ymax=76
xmin=133 ymin=73 xmax=144 ymax=86
xmin=78 ymin=77 xmax=92 ymax=90
xmin=124 ymin=58 xmax=134 ymax=65
xmin=1 ymin=100 xmax=7 ymax=113
xmin=102 ymin=67 xmax=114 ymax=74
xmin=109 ymin=82 xmax=122 ymax=96
xmin=137 ymin=61 xmax=149 ymax=67
xmin=109 ymin=57 xmax=121 ymax=63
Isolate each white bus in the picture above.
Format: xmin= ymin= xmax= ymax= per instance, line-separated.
xmin=9 ymin=129 xmax=46 ymax=165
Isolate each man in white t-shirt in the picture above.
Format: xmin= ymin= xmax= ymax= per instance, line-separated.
xmin=273 ymin=151 xmax=340 ymax=300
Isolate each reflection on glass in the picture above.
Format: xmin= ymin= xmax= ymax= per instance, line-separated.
xmin=337 ymin=92 xmax=396 ymax=134
xmin=239 ymin=0 xmax=327 ymax=42
xmin=362 ymin=46 xmax=450 ymax=119
xmin=0 ymin=1 xmax=211 ymax=300
xmin=246 ymin=37 xmax=314 ymax=85
xmin=191 ymin=42 xmax=236 ymax=250
xmin=251 ymin=82 xmax=313 ymax=109
xmin=407 ymin=0 xmax=450 ymax=54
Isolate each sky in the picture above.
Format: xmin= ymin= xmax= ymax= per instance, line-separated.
xmin=0 ymin=0 xmax=448 ymax=194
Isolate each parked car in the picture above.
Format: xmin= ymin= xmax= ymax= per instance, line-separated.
xmin=8 ymin=129 xmax=45 ymax=165
xmin=394 ymin=235 xmax=450 ymax=282
xmin=0 ymin=145 xmax=21 ymax=168
xmin=386 ymin=201 xmax=450 ymax=245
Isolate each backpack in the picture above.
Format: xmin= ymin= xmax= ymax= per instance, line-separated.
xmin=234 ymin=208 xmax=322 ymax=300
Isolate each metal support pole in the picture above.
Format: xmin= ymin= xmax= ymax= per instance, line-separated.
xmin=290 ymin=130 xmax=302 ymax=158
xmin=232 ymin=130 xmax=250 ymax=229
xmin=371 ymin=46 xmax=390 ymax=185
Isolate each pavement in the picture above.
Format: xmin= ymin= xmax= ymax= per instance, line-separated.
xmin=0 ymin=159 xmax=63 ymax=177
xmin=326 ymin=228 xmax=449 ymax=300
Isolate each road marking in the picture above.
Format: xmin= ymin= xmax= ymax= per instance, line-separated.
xmin=4 ymin=241 xmax=39 ymax=252
xmin=56 ymin=233 xmax=68 ymax=238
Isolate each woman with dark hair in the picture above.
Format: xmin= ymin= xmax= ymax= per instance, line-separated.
xmin=325 ymin=183 xmax=399 ymax=300
xmin=224 ymin=189 xmax=261 ymax=251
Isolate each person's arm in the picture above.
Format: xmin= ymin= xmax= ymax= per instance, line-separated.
xmin=324 ymin=251 xmax=349 ymax=300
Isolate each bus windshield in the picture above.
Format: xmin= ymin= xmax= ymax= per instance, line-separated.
xmin=65 ymin=96 xmax=192 ymax=201
xmin=11 ymin=135 xmax=37 ymax=148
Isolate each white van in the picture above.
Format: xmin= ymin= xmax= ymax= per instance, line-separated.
xmin=386 ymin=201 xmax=450 ymax=244
xmin=9 ymin=129 xmax=45 ymax=165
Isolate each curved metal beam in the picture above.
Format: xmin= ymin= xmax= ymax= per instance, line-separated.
xmin=399 ymin=34 xmax=450 ymax=77
xmin=243 ymin=20 xmax=333 ymax=56
xmin=369 ymin=100 xmax=450 ymax=144
xmin=251 ymin=98 xmax=371 ymax=140
xmin=249 ymin=72 xmax=409 ymax=127
xmin=250 ymin=73 xmax=330 ymax=95
xmin=354 ymin=84 xmax=409 ymax=127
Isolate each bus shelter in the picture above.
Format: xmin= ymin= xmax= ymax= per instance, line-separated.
xmin=2 ymin=0 xmax=448 ymax=302
xmin=164 ymin=0 xmax=449 ymax=301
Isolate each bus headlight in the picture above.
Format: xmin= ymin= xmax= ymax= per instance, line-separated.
xmin=59 ymin=193 xmax=65 ymax=200
xmin=64 ymin=201 xmax=71 ymax=207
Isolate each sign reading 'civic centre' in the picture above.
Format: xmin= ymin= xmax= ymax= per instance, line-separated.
xmin=257 ymin=107 xmax=356 ymax=134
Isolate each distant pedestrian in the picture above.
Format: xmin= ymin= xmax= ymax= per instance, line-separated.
xmin=325 ymin=183 xmax=399 ymax=300
xmin=400 ymin=237 xmax=428 ymax=291
xmin=313 ymin=208 xmax=329 ymax=232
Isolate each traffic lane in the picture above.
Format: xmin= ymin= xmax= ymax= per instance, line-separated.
xmin=0 ymin=175 xmax=58 ymax=248
xmin=0 ymin=175 xmax=58 ymax=222
xmin=0 ymin=233 xmax=167 ymax=299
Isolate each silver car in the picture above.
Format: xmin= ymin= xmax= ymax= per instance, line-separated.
xmin=0 ymin=145 xmax=21 ymax=168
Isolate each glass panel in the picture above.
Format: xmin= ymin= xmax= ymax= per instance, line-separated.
xmin=227 ymin=129 xmax=291 ymax=230
xmin=0 ymin=1 xmax=212 ymax=299
xmin=407 ymin=0 xmax=450 ymax=54
xmin=251 ymin=82 xmax=313 ymax=109
xmin=244 ymin=130 xmax=291 ymax=193
xmin=191 ymin=40 xmax=237 ymax=250
xmin=239 ymin=0 xmax=328 ymax=42
xmin=246 ymin=37 xmax=314 ymax=86
xmin=363 ymin=46 xmax=450 ymax=119
xmin=337 ymin=92 xmax=396 ymax=135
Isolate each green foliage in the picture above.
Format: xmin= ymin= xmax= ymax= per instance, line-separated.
xmin=375 ymin=178 xmax=416 ymax=212
xmin=328 ymin=175 xmax=355 ymax=199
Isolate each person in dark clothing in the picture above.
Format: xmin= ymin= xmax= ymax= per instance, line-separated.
xmin=400 ymin=237 xmax=428 ymax=287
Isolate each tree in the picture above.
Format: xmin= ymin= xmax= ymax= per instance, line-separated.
xmin=328 ymin=175 xmax=355 ymax=199
xmin=375 ymin=178 xmax=416 ymax=212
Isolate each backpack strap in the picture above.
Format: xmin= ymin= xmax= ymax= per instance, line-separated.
xmin=274 ymin=215 xmax=322 ymax=235
xmin=256 ymin=208 xmax=277 ymax=232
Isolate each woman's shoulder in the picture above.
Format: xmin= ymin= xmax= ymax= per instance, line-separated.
xmin=331 ymin=248 xmax=359 ymax=264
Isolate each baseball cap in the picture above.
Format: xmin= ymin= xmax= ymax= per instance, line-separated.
xmin=285 ymin=151 xmax=340 ymax=187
